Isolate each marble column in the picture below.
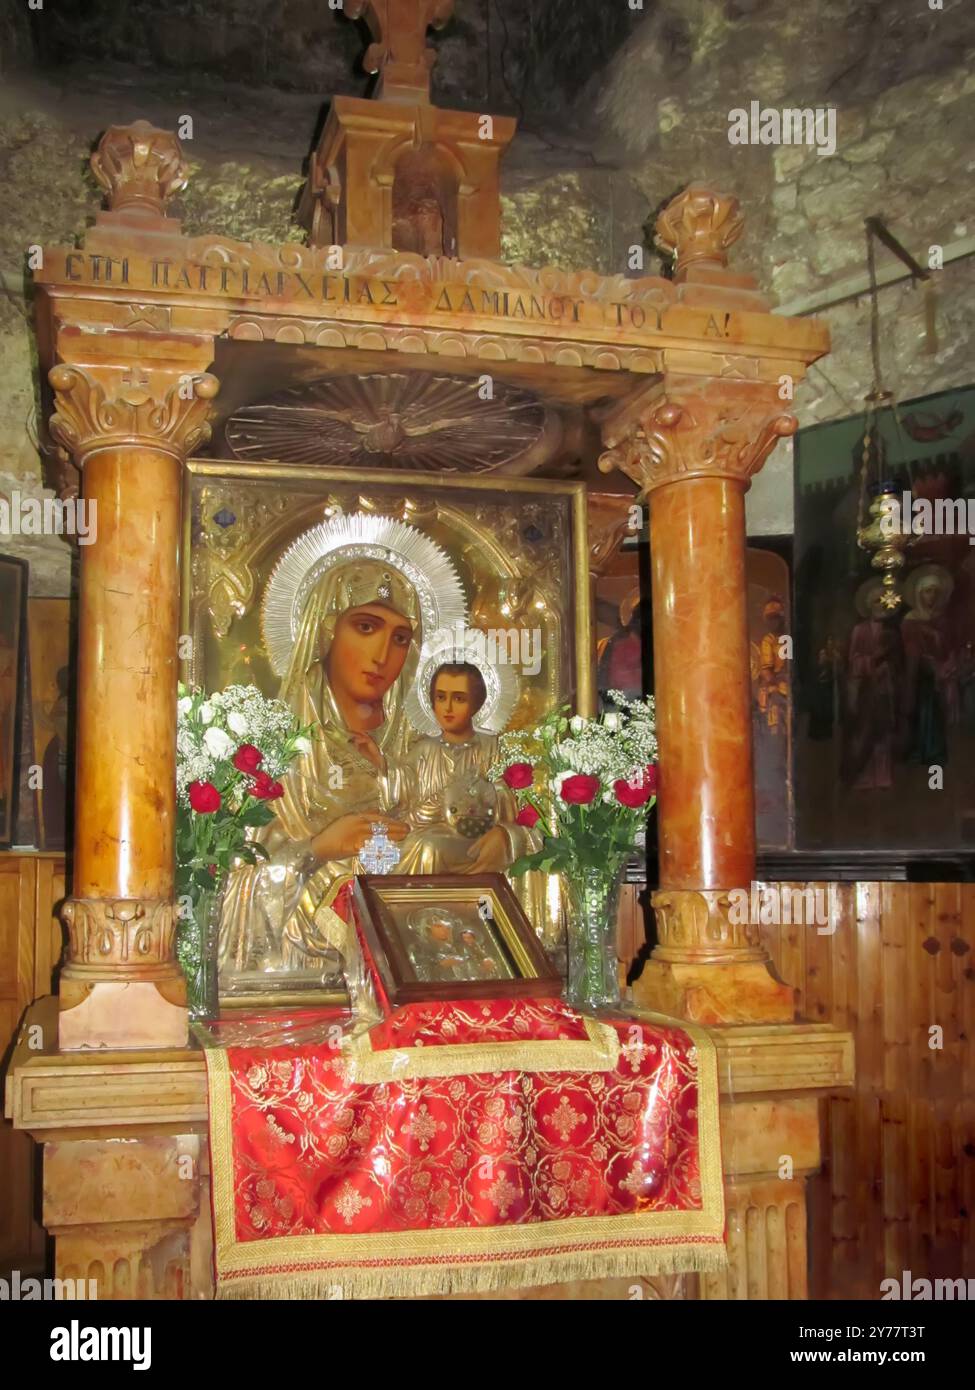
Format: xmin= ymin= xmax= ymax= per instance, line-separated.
xmin=41 ymin=120 xmax=221 ymax=1051
xmin=599 ymin=186 xmax=796 ymax=1025
xmin=49 ymin=355 xmax=218 ymax=1049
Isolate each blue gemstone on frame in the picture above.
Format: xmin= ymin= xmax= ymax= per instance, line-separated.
xmin=213 ymin=508 xmax=237 ymax=529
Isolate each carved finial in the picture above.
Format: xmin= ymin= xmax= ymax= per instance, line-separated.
xmin=347 ymin=0 xmax=455 ymax=103
xmin=655 ymin=184 xmax=745 ymax=279
xmin=90 ymin=120 xmax=189 ymax=219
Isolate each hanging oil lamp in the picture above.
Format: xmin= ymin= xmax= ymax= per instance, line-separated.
xmin=854 ymin=223 xmax=917 ymax=612
xmin=856 ymin=396 xmax=912 ymax=612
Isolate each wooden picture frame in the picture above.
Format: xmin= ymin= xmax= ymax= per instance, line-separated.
xmin=793 ymin=382 xmax=975 ymax=864
xmin=0 ymin=555 xmax=28 ymax=849
xmin=352 ymin=873 xmax=562 ymax=1005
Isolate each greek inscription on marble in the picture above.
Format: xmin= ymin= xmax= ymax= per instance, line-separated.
xmin=53 ymin=252 xmax=669 ymax=335
xmin=66 ymin=252 xmax=129 ymax=285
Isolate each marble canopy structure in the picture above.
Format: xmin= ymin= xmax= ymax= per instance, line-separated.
xmin=7 ymin=2 xmax=852 ymax=1299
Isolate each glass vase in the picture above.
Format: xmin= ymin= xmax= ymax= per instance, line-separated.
xmin=176 ymin=882 xmax=224 ymax=1022
xmin=565 ymin=864 xmax=623 ymax=1012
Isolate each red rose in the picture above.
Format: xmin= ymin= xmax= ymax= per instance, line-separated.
xmin=613 ymin=777 xmax=652 ymax=808
xmin=233 ymin=743 xmax=263 ymax=774
xmin=515 ymin=805 xmax=540 ymax=828
xmin=614 ymin=764 xmax=658 ymax=807
xmin=502 ymin=762 xmax=534 ymax=790
xmin=252 ymin=771 xmax=284 ymax=801
xmin=560 ymin=774 xmax=600 ymax=805
xmin=188 ymin=780 xmax=221 ymax=814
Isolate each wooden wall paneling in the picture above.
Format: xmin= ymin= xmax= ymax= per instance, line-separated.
xmin=933 ymin=882 xmax=962 ymax=1275
xmin=0 ymin=855 xmax=38 ymax=1270
xmin=33 ymin=856 xmax=66 ymax=998
xmin=0 ymin=992 xmax=36 ymax=1271
xmin=823 ymin=884 xmax=856 ymax=1284
xmin=1 ymin=852 xmax=65 ymax=1272
xmin=881 ymin=881 xmax=909 ymax=1092
xmin=763 ymin=880 xmax=972 ymax=1299
xmin=880 ymin=880 xmax=910 ymax=1282
xmin=909 ymin=884 xmax=935 ymax=1280
xmin=0 ymin=856 xmax=34 ymax=1007
xmin=855 ymin=882 xmax=884 ymax=1297
xmin=776 ymin=888 xmax=805 ymax=1009
xmin=804 ymin=881 xmax=837 ymax=1026
xmin=617 ymin=882 xmax=645 ymax=979
xmin=961 ymin=888 xmax=975 ymax=1277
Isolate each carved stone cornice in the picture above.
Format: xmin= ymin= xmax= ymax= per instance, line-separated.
xmin=650 ymin=889 xmax=768 ymax=967
xmin=60 ymin=897 xmax=179 ymax=982
xmin=655 ymin=184 xmax=745 ymax=277
xmin=597 ymin=377 xmax=797 ymax=496
xmin=90 ymin=120 xmax=188 ymax=219
xmin=48 ymin=364 xmax=220 ymax=465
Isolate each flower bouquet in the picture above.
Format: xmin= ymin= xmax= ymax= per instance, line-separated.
xmin=489 ymin=692 xmax=657 ymax=1011
xmin=175 ymin=682 xmax=314 ymax=1018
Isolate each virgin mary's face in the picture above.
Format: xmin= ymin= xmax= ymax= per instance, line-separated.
xmin=916 ymin=579 xmax=941 ymax=615
xmin=326 ymin=603 xmax=414 ymax=705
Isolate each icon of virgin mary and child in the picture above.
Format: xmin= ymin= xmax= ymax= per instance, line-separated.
xmin=218 ymin=512 xmax=551 ymax=997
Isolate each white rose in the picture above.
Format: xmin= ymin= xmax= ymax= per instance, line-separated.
xmin=177 ymin=696 xmax=193 ymax=716
xmin=603 ymin=712 xmax=621 ymax=731
xmin=227 ymin=711 xmax=248 ymax=737
xmin=199 ymin=702 xmax=214 ymax=723
xmin=294 ymin=735 xmax=313 ymax=755
xmin=203 ymin=726 xmax=235 ymax=759
xmin=570 ymin=715 xmax=586 ymax=733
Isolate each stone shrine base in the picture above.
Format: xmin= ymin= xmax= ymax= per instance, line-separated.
xmin=6 ymin=996 xmax=852 ymax=1300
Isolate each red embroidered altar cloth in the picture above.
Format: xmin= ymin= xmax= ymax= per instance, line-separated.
xmin=200 ymin=996 xmax=724 ymax=1298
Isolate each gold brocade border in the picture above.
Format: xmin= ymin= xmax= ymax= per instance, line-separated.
xmin=201 ymin=1009 xmax=726 ymax=1298
xmin=341 ymin=1013 xmax=621 ymax=1082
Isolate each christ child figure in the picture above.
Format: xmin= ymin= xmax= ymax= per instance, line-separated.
xmin=400 ymin=662 xmax=520 ymax=874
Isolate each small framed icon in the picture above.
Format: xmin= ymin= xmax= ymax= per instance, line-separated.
xmin=352 ymin=873 xmax=561 ymax=1005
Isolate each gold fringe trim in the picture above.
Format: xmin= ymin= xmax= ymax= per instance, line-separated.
xmin=341 ymin=1013 xmax=621 ymax=1082
xmin=216 ymin=1241 xmax=727 ymax=1301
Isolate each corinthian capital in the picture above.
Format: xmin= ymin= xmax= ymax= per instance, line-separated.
xmin=598 ymin=377 xmax=796 ymax=495
xmin=90 ymin=120 xmax=189 ymax=218
xmin=48 ymin=364 xmax=220 ymax=465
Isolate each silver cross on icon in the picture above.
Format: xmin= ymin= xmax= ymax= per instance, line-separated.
xmin=359 ymin=822 xmax=402 ymax=875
